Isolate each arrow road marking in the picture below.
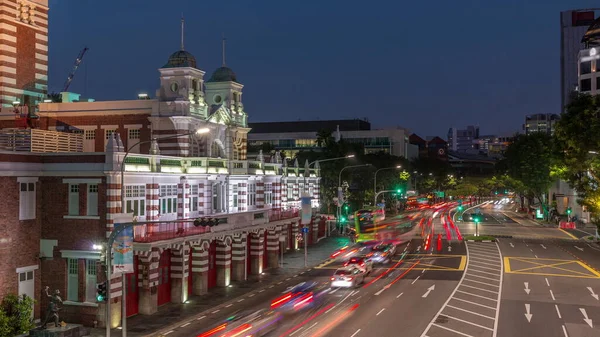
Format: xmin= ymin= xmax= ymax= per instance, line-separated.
xmin=524 ymin=282 xmax=531 ymax=295
xmin=541 ymin=244 xmax=547 ymax=249
xmin=580 ymin=308 xmax=593 ymax=328
xmin=575 ymin=246 xmax=584 ymax=252
xmin=510 ymin=243 xmax=514 ymax=248
xmin=588 ymin=287 xmax=599 ymax=300
xmin=525 ymin=303 xmax=532 ymax=322
xmin=422 ymin=285 xmax=435 ymax=298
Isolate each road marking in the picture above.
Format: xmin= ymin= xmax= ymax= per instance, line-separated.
xmin=330 ymin=288 xmax=339 ymax=294
xmin=374 ymin=287 xmax=387 ymax=296
xmin=197 ymin=316 xmax=206 ymax=320
xmin=467 ymin=257 xmax=499 ymax=267
xmin=550 ymin=289 xmax=556 ymax=301
xmin=163 ymin=331 xmax=174 ymax=335
xmin=248 ymin=294 xmax=255 ymax=297
xmin=300 ymin=271 xmax=305 ymax=275
xmin=269 ymin=285 xmax=274 ymax=288
xmin=535 ymin=255 xmax=539 ymax=258
xmin=461 ymin=284 xmax=498 ymax=294
xmin=225 ymin=303 xmax=233 ymax=308
xmin=510 ymin=243 xmax=514 ymax=248
xmin=278 ymin=281 xmax=283 ymax=284
xmin=562 ymin=325 xmax=569 ymax=337
xmin=286 ymin=278 xmax=292 ymax=281
xmin=466 ymin=273 xmax=500 ymax=282
xmin=446 ymin=304 xmax=495 ymax=319
xmin=376 ymin=308 xmax=385 ymax=316
xmin=422 ymin=285 xmax=435 ymax=298
xmin=350 ymin=329 xmax=361 ymax=337
xmin=545 ymin=278 xmax=550 ymax=287
xmin=524 ymin=303 xmax=532 ymax=322
xmin=258 ymin=289 xmax=265 ymax=293
xmin=444 ymin=314 xmax=494 ymax=331
xmin=289 ymin=326 xmax=304 ymax=336
xmin=541 ymin=244 xmax=547 ymax=249
xmin=396 ymin=292 xmax=404 ymax=298
xmin=503 ymin=257 xmax=600 ymax=279
xmin=468 ymin=268 xmax=500 ymax=276
xmin=294 ymin=274 xmax=300 ymax=277
xmin=580 ymin=308 xmax=594 ymax=328
xmin=411 ymin=276 xmax=421 ymax=285
xmin=469 ymin=263 xmax=501 ymax=272
xmin=530 ymin=249 xmax=533 ymax=252
xmin=422 ymin=269 xmax=426 ymax=274
xmin=464 ymin=278 xmax=499 ymax=287
xmin=237 ymin=298 xmax=244 ymax=302
xmin=212 ymin=309 xmax=220 ymax=314
xmin=524 ymin=282 xmax=531 ymax=294
xmin=352 ymin=290 xmax=359 ymax=296
xmin=307 ymin=269 xmax=312 ymax=271
xmin=432 ymin=323 xmax=474 ymax=337
xmin=180 ymin=322 xmax=190 ymax=327
xmin=555 ymin=304 xmax=562 ymax=319
xmin=588 ymin=286 xmax=600 ymax=300
xmin=452 ymin=297 xmax=496 ymax=310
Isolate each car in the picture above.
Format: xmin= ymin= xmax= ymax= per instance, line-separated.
xmin=331 ymin=267 xmax=365 ymax=288
xmin=367 ymin=243 xmax=396 ymax=264
xmin=270 ymin=281 xmax=325 ymax=313
xmin=344 ymin=256 xmax=373 ymax=274
xmin=330 ymin=240 xmax=379 ymax=260
xmin=219 ymin=309 xmax=282 ymax=337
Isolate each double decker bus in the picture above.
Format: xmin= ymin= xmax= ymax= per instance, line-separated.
xmin=353 ymin=207 xmax=386 ymax=242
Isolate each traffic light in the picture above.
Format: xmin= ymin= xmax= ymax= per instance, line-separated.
xmin=96 ymin=281 xmax=107 ymax=302
xmin=458 ymin=205 xmax=464 ymax=211
xmin=472 ymin=214 xmax=481 ymax=223
xmin=567 ymin=207 xmax=572 ymax=215
xmin=396 ymin=188 xmax=402 ymax=194
xmin=340 ymin=216 xmax=347 ymax=223
xmin=344 ymin=204 xmax=349 ymax=211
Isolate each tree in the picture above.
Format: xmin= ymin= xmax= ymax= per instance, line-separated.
xmin=555 ymin=93 xmax=600 ymax=231
xmin=503 ymin=132 xmax=559 ymax=219
xmin=0 ymin=294 xmax=35 ymax=335
xmin=315 ymin=129 xmax=334 ymax=148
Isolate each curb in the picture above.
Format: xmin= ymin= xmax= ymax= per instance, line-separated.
xmin=466 ymin=240 xmax=496 ymax=243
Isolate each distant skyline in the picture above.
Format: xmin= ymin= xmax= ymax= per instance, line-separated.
xmin=48 ymin=0 xmax=599 ymax=137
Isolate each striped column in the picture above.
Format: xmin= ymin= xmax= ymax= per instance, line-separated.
xmin=198 ymin=182 xmax=206 ymax=215
xmin=292 ymin=180 xmax=299 ymax=201
xmin=281 ymin=179 xmax=288 ymax=205
xmin=256 ymin=181 xmax=265 ymax=209
xmin=216 ymin=237 xmax=232 ymax=287
xmin=249 ymin=231 xmax=264 ymax=275
xmin=238 ymin=183 xmax=248 ymax=212
xmin=273 ymin=181 xmax=282 ymax=211
xmin=146 ymin=183 xmax=159 ymax=221
xmin=153 ymin=129 xmax=191 ymax=156
xmin=231 ymin=234 xmax=247 ymax=281
xmin=170 ymin=243 xmax=189 ymax=303
xmin=177 ymin=179 xmax=190 ymax=219
xmin=312 ymin=217 xmax=319 ymax=243
xmin=106 ymin=174 xmax=121 ymax=238
xmin=313 ymin=179 xmax=321 ymax=204
xmin=137 ymin=248 xmax=160 ymax=315
xmin=205 ymin=181 xmax=213 ymax=214
xmin=191 ymin=240 xmax=210 ymax=295
xmin=266 ymin=228 xmax=280 ymax=269
xmin=291 ymin=221 xmax=300 ymax=250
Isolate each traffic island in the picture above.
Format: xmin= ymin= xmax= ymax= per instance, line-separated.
xmin=464 ymin=235 xmax=496 ymax=242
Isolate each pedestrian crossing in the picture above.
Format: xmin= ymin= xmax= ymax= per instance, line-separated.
xmin=421 ymin=242 xmax=503 ymax=337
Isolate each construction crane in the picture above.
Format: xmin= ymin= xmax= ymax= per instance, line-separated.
xmin=62 ymin=47 xmax=89 ymax=93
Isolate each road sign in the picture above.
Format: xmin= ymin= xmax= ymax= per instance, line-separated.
xmin=301 ymin=194 xmax=312 ymax=224
xmin=301 ymin=227 xmax=309 ymax=234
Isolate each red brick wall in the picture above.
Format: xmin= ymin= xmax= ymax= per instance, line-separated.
xmin=0 ymin=177 xmax=42 ymax=319
xmin=15 ymin=24 xmax=38 ymax=92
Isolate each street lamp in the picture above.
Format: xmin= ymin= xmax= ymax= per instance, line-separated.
xmin=114 ymin=127 xmax=209 ymax=337
xmin=373 ymin=165 xmax=402 ymax=205
xmin=337 ymin=164 xmax=372 ymax=229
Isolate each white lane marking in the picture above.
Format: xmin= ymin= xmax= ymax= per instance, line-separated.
xmin=180 ymin=322 xmax=191 ymax=327
xmin=545 ymin=278 xmax=550 ymax=287
xmin=269 ymin=285 xmax=274 ymax=288
xmin=550 ymin=290 xmax=556 ymax=301
xmin=468 ymin=268 xmax=500 ymax=276
xmin=258 ymin=289 xmax=265 ymax=293
xmin=300 ymin=271 xmax=305 ymax=275
xmin=225 ymin=304 xmax=233 ymax=308
xmin=541 ymin=244 xmax=547 ymax=249
xmin=444 ymin=314 xmax=494 ymax=331
xmin=431 ymin=323 xmax=474 ymax=337
xmin=212 ymin=309 xmax=220 ymax=314
xmin=451 ymin=297 xmax=496 ymax=310
xmin=163 ymin=331 xmax=174 ymax=335
xmin=307 ymin=269 xmax=312 ymax=271
xmin=555 ymin=304 xmax=562 ymax=319
xmin=422 ymin=269 xmax=426 ymax=274
xmin=237 ymin=298 xmax=245 ymax=303
xmin=562 ymin=325 xmax=569 ymax=337
xmin=352 ymin=290 xmax=359 ymax=296
xmin=289 ymin=326 xmax=304 ymax=336
xmin=396 ymin=292 xmax=404 ymax=298
xmin=248 ymin=294 xmax=255 ymax=297
xmin=460 ymin=284 xmax=498 ymax=294
xmin=464 ymin=278 xmax=499 ymax=288
xmin=294 ymin=274 xmax=300 ymax=277
xmin=278 ymin=281 xmax=283 ymax=284
xmin=467 ymin=257 xmax=499 ymax=266
xmin=530 ymin=249 xmax=533 ymax=252
xmin=350 ymin=329 xmax=361 ymax=337
xmin=197 ymin=315 xmax=206 ymax=320
xmin=535 ymin=255 xmax=538 ymax=258
xmin=376 ymin=308 xmax=386 ymax=316
xmin=468 ymin=263 xmax=501 ymax=272
xmin=411 ymin=276 xmax=421 ymax=285
xmin=492 ymin=242 xmax=504 ymax=337
xmin=456 ymin=289 xmax=497 ymax=301
xmin=286 ymin=278 xmax=291 ymax=281
xmin=330 ymin=287 xmax=339 ymax=294
xmin=446 ymin=304 xmax=495 ymax=320
xmin=375 ymin=287 xmax=387 ymax=296
xmin=466 ymin=273 xmax=500 ymax=282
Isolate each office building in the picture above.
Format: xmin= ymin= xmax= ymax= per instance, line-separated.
xmin=578 ymin=16 xmax=600 ymax=97
xmin=524 ymin=114 xmax=560 ymax=135
xmin=447 ymin=125 xmax=479 ymax=152
xmin=561 ymin=9 xmax=598 ymax=110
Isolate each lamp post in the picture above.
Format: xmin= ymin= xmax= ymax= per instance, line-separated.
xmin=112 ymin=127 xmax=209 ymax=337
xmin=337 ymin=164 xmax=372 ymax=231
xmin=373 ymin=165 xmax=402 ymax=205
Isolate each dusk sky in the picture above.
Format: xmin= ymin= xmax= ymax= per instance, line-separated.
xmin=48 ymin=0 xmax=599 ymax=138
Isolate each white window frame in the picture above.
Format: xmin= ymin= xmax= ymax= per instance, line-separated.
xmin=160 ymin=184 xmax=177 ymax=216
xmin=232 ymin=184 xmax=239 ymax=208
xmin=189 ymin=184 xmax=199 ymax=213
xmin=265 ymin=183 xmax=273 ymax=205
xmin=67 ymin=258 xmax=79 ymax=302
xmin=126 ymin=185 xmax=146 ymax=218
xmin=85 ymin=260 xmax=97 ymax=303
xmin=286 ymin=183 xmax=293 ymax=199
xmin=212 ymin=183 xmax=220 ymax=211
xmin=18 ymin=179 xmax=37 ymax=220
xmin=87 ymin=184 xmax=98 ymax=216
xmin=248 ymin=183 xmax=256 ymax=206
xmin=68 ymin=184 xmax=80 ymax=215
xmin=83 ymin=130 xmax=96 ymax=152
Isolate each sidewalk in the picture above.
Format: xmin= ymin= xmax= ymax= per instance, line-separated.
xmin=87 ymin=235 xmax=350 ymax=337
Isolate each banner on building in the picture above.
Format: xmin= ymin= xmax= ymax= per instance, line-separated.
xmin=301 ymin=193 xmax=312 ymax=225
xmin=112 ymin=214 xmax=134 ymax=274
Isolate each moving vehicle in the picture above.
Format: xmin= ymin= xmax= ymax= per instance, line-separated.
xmin=330 ymin=240 xmax=380 ymax=260
xmin=344 ymin=256 xmax=373 ymax=274
xmin=219 ymin=309 xmax=282 ymax=337
xmin=367 ymin=243 xmax=396 ymax=264
xmin=354 ymin=208 xmax=386 ymax=242
xmin=270 ymin=281 xmax=325 ymax=313
xmin=331 ymin=267 xmax=365 ymax=288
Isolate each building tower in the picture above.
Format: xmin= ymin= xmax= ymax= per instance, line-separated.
xmin=1 ymin=0 xmax=48 ymax=108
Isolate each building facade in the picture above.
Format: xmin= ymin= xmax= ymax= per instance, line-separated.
xmin=248 ymin=119 xmax=414 ymax=159
xmin=0 ymin=42 xmax=322 ymax=328
xmin=447 ymin=125 xmax=479 ymax=152
xmin=524 ymin=114 xmax=560 ymax=135
xmin=561 ymin=9 xmax=598 ymax=110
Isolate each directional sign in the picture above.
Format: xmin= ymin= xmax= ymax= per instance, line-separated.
xmin=301 ymin=227 xmax=309 ymax=234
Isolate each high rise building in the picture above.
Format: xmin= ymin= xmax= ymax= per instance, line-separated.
xmin=560 ymin=9 xmax=598 ymax=110
xmin=524 ymin=114 xmax=560 ymax=135
xmin=578 ymin=17 xmax=600 ymax=96
xmin=0 ymin=0 xmax=48 ymax=108
xmin=447 ymin=125 xmax=479 ymax=152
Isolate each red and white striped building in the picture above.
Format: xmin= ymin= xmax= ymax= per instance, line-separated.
xmin=0 ymin=41 xmax=323 ymax=327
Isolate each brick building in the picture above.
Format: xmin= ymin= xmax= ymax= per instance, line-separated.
xmin=0 ymin=38 xmax=322 ymax=327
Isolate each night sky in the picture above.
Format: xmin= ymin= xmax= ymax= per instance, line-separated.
xmin=48 ymin=0 xmax=598 ymax=138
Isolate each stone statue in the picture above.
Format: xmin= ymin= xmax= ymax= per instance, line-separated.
xmin=41 ymin=286 xmax=63 ymax=329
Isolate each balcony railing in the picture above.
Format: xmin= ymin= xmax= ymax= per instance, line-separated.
xmin=269 ymin=209 xmax=300 ymax=222
xmin=133 ymin=221 xmax=211 ymax=243
xmin=0 ymin=128 xmax=83 ymax=153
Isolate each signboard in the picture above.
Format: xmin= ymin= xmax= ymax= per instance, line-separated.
xmin=301 ymin=193 xmax=312 ymax=224
xmin=112 ymin=220 xmax=134 ymax=275
xmin=301 ymin=227 xmax=309 ymax=234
